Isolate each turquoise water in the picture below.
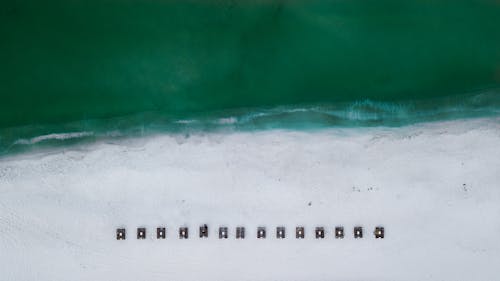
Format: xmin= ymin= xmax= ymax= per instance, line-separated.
xmin=1 ymin=0 xmax=499 ymax=155
xmin=1 ymin=90 xmax=499 ymax=156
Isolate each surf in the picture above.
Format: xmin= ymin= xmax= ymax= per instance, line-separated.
xmin=1 ymin=90 xmax=499 ymax=157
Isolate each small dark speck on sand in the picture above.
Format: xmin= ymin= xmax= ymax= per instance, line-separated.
xmin=308 ymin=202 xmax=312 ymax=206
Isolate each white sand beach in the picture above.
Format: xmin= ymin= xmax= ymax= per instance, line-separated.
xmin=1 ymin=117 xmax=499 ymax=281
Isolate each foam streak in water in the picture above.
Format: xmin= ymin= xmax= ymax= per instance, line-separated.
xmin=13 ymin=132 xmax=94 ymax=145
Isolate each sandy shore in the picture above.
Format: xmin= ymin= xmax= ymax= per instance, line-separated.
xmin=1 ymin=118 xmax=499 ymax=281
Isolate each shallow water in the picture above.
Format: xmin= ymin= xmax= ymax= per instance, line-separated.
xmin=0 ymin=90 xmax=498 ymax=156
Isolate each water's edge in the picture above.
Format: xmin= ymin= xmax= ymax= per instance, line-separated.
xmin=1 ymin=90 xmax=499 ymax=157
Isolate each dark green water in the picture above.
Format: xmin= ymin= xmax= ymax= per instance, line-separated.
xmin=1 ymin=0 xmax=500 ymax=154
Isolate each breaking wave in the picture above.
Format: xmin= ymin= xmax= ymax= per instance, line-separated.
xmin=13 ymin=132 xmax=94 ymax=145
xmin=1 ymin=90 xmax=499 ymax=156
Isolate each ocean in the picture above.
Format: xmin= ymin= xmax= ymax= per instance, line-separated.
xmin=1 ymin=0 xmax=499 ymax=156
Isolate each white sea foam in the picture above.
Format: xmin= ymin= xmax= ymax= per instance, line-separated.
xmin=215 ymin=117 xmax=238 ymax=124
xmin=13 ymin=131 xmax=94 ymax=145
xmin=174 ymin=119 xmax=198 ymax=124
xmin=0 ymin=118 xmax=499 ymax=281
